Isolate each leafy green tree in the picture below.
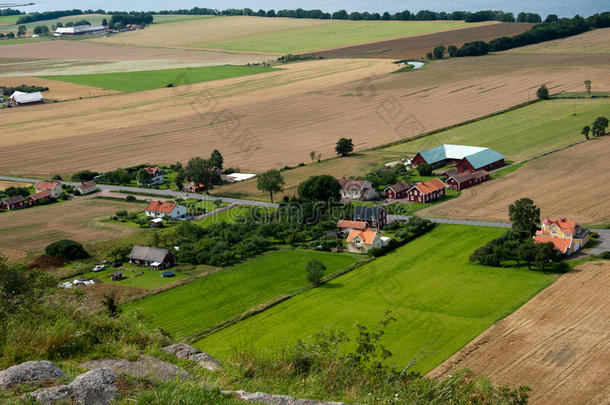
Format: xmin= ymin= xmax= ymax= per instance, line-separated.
xmin=136 ymin=168 xmax=153 ymax=186
xmin=447 ymin=44 xmax=458 ymax=57
xmin=306 ymin=259 xmax=326 ymax=285
xmin=71 ymin=170 xmax=99 ymax=182
xmin=309 ymin=150 xmax=317 ymax=162
xmin=298 ymin=175 xmax=341 ymax=202
xmin=581 ymin=125 xmax=590 ymax=140
xmin=102 ymin=18 xmax=108 ymax=26
xmin=508 ymin=198 xmax=540 ymax=238
xmin=534 ymin=242 xmax=559 ymax=271
xmin=210 ymin=149 xmax=224 ymax=169
xmin=5 ymin=187 xmax=30 ymax=198
xmin=591 ymin=116 xmax=608 ymax=137
xmin=335 ymin=138 xmax=354 ymax=157
xmin=17 ymin=25 xmax=26 ymax=37
xmin=33 ymin=25 xmax=50 ymax=35
xmin=108 ymin=245 xmax=131 ymax=262
xmin=174 ymin=169 xmax=185 ymax=191
xmin=517 ymin=240 xmax=537 ymax=270
xmin=432 ymin=45 xmax=446 ymax=59
xmin=45 ymin=239 xmax=88 ymax=260
xmin=257 ymin=169 xmax=284 ymax=203
xmin=417 ymin=163 xmax=433 ymax=176
xmin=185 ymin=157 xmax=220 ymax=189
xmin=536 ymin=85 xmax=549 ymax=100
xmin=51 ymin=173 xmax=62 ymax=181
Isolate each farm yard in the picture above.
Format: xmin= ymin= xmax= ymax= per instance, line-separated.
xmin=197 ymin=225 xmax=556 ymax=374
xmin=430 ymin=260 xmax=610 ymax=405
xmin=127 ymin=249 xmax=362 ymax=339
xmin=1 ymin=41 xmax=608 ymax=178
xmin=419 ymin=136 xmax=610 ymax=226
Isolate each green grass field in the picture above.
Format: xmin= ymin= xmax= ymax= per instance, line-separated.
xmin=40 ymin=65 xmax=276 ymax=93
xmin=199 ymin=20 xmax=486 ymax=54
xmin=197 ymin=225 xmax=556 ymax=374
xmin=126 ymin=249 xmax=361 ymax=339
xmin=0 ymin=14 xmax=107 ymax=34
xmin=152 ymin=14 xmax=214 ymax=24
xmin=385 ymin=99 xmax=610 ymax=161
xmin=78 ymin=263 xmax=202 ymax=289
xmin=0 ymin=15 xmax=20 ymax=25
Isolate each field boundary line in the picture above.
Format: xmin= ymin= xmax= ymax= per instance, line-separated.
xmin=186 ymin=257 xmax=373 ymax=343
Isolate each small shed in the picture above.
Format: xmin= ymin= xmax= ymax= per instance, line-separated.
xmin=111 ymin=271 xmax=125 ymax=281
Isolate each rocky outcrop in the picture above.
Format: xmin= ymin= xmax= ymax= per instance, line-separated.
xmin=0 ymin=361 xmax=66 ymax=390
xmin=30 ymin=368 xmax=118 ymax=405
xmin=81 ymin=355 xmax=192 ymax=382
xmin=226 ymin=390 xmax=349 ymax=405
xmin=162 ymin=343 xmax=221 ymax=371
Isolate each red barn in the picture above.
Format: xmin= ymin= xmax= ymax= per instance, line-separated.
xmin=457 ymin=149 xmax=505 ymax=173
xmin=384 ymin=181 xmax=414 ymax=199
xmin=445 ymin=170 xmax=490 ymax=191
xmin=407 ymin=178 xmax=446 ymax=203
xmin=0 ymin=195 xmax=26 ymax=210
xmin=26 ymin=190 xmax=51 ymax=206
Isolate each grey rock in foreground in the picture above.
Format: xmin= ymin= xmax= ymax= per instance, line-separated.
xmin=82 ymin=354 xmax=192 ymax=381
xmin=163 ymin=343 xmax=221 ymax=371
xmin=30 ymin=368 xmax=118 ymax=405
xmin=0 ymin=361 xmax=66 ymax=390
xmin=226 ymin=390 xmax=348 ymax=405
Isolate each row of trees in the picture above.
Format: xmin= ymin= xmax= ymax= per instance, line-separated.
xmin=158 ymin=7 xmax=549 ymax=23
xmin=446 ymin=13 xmax=610 ymax=57
xmin=470 ymin=198 xmax=564 ymax=271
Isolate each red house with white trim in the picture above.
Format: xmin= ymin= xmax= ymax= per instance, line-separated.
xmin=0 ymin=195 xmax=26 ymax=210
xmin=445 ymin=170 xmax=490 ymax=191
xmin=407 ymin=178 xmax=446 ymax=203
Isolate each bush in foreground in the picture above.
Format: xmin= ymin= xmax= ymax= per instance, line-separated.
xmin=45 ymin=239 xmax=89 ymax=260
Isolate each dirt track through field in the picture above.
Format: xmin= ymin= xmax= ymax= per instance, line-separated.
xmin=418 ymin=137 xmax=610 ymax=226
xmin=303 ymin=22 xmax=533 ymax=59
xmin=429 ymin=260 xmax=610 ymax=405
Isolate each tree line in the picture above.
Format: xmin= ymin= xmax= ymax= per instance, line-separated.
xmin=430 ymin=12 xmax=610 ymax=58
xmin=15 ymin=9 xmax=153 ymax=26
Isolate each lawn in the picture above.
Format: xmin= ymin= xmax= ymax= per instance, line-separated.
xmin=77 ymin=263 xmax=198 ymax=290
xmin=0 ymin=15 xmax=20 ymax=25
xmin=384 ymin=98 xmax=610 ymax=161
xmin=198 ymin=20 xmax=489 ymax=54
xmin=126 ymin=249 xmax=361 ymax=339
xmin=40 ymin=65 xmax=276 ymax=93
xmin=197 ymin=225 xmax=556 ymax=374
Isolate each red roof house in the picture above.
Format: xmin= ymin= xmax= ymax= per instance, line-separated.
xmin=145 ymin=201 xmax=187 ymax=220
xmin=27 ymin=190 xmax=51 ymax=206
xmin=406 ymin=178 xmax=446 ymax=203
xmin=35 ymin=180 xmax=62 ymax=199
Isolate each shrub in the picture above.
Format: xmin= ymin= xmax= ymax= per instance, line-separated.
xmin=417 ymin=163 xmax=433 ymax=176
xmin=536 ymin=85 xmax=549 ymax=100
xmin=600 ymin=251 xmax=610 ymax=259
xmin=45 ymin=239 xmax=88 ymax=260
xmin=126 ymin=195 xmax=136 ymax=202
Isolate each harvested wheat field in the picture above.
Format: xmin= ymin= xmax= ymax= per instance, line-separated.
xmin=0 ymin=39 xmax=609 ymax=177
xmin=508 ymin=27 xmax=610 ymax=54
xmin=304 ymin=22 xmax=533 ymax=59
xmin=429 ymin=260 xmax=610 ymax=405
xmin=0 ymin=41 xmax=273 ymax=76
xmin=0 ymin=198 xmax=145 ymax=257
xmin=0 ymin=76 xmax=119 ymax=100
xmin=419 ymin=137 xmax=610 ymax=226
xmin=0 ymin=180 xmax=30 ymax=190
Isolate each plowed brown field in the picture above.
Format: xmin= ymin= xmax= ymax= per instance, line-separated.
xmin=418 ymin=137 xmax=610 ymax=226
xmin=1 ymin=48 xmax=608 ymax=178
xmin=429 ymin=260 xmax=610 ymax=405
xmin=303 ymin=22 xmax=533 ymax=59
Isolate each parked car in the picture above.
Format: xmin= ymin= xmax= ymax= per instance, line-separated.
xmin=161 ymin=271 xmax=175 ymax=278
xmin=112 ymin=262 xmax=123 ymax=268
xmin=92 ymin=265 xmax=106 ymax=272
xmin=100 ymin=260 xmax=112 ymax=265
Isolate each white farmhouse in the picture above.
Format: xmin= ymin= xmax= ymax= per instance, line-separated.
xmin=145 ymin=201 xmax=187 ymax=220
xmin=34 ymin=180 xmax=62 ymax=199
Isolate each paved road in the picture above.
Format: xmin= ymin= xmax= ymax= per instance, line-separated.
xmin=2 ymin=176 xmax=608 ymax=252
xmin=0 ymin=175 xmax=278 ymax=208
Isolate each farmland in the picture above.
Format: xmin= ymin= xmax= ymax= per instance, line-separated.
xmin=197 ymin=225 xmax=556 ymax=374
xmin=1 ymin=46 xmax=608 ymax=177
xmin=41 ymin=65 xmax=277 ymax=93
xmin=430 ymin=260 xmax=610 ymax=405
xmin=127 ymin=249 xmax=361 ymax=339
xmin=385 ymin=98 xmax=610 ymax=161
xmin=197 ymin=20 xmax=494 ymax=54
xmin=419 ymin=136 xmax=610 ymax=226
xmin=0 ymin=198 xmax=146 ymax=257
xmin=0 ymin=13 xmax=107 ymax=34
xmin=0 ymin=76 xmax=119 ymax=100
xmin=305 ymin=22 xmax=533 ymax=59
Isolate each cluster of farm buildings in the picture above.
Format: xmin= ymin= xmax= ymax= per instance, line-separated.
xmin=0 ymin=180 xmax=96 ymax=211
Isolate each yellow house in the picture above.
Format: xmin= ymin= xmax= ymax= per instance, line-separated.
xmin=534 ymin=217 xmax=590 ymax=255
xmin=346 ymin=229 xmax=382 ymax=254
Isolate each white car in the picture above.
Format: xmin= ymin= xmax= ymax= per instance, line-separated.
xmin=92 ymin=265 xmax=106 ymax=272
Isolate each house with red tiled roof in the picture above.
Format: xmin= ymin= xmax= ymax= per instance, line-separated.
xmin=533 ymin=217 xmax=590 ymax=255
xmin=337 ymin=220 xmax=367 ymax=234
xmin=346 ymin=229 xmax=382 ymax=254
xmin=34 ymin=180 xmax=62 ymax=199
xmin=27 ymin=190 xmax=51 ymax=206
xmin=406 ymin=178 xmax=446 ymax=203
xmin=145 ymin=200 xmax=187 ymax=220
xmin=138 ymin=166 xmax=164 ymax=186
